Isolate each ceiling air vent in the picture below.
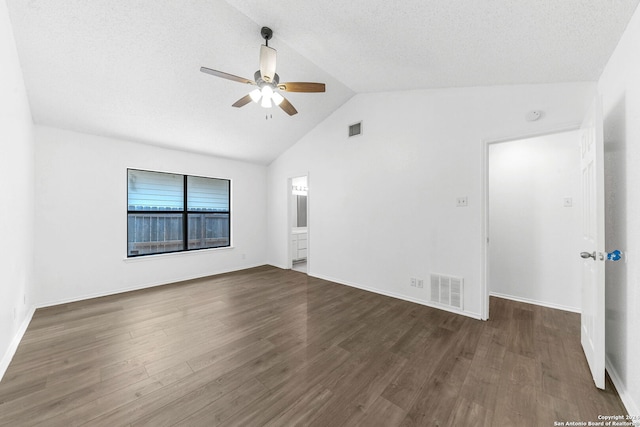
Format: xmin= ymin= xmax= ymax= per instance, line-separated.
xmin=348 ymin=121 xmax=362 ymax=138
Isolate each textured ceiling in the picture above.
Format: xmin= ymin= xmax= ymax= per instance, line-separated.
xmin=6 ymin=0 xmax=639 ymax=164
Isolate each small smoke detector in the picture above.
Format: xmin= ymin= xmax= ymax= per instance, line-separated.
xmin=525 ymin=110 xmax=543 ymax=122
xmin=348 ymin=121 xmax=362 ymax=137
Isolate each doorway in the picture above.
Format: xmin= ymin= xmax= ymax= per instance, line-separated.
xmin=289 ymin=175 xmax=308 ymax=273
xmin=483 ymin=129 xmax=582 ymax=318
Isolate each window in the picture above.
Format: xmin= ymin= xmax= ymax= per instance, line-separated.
xmin=127 ymin=169 xmax=230 ymax=257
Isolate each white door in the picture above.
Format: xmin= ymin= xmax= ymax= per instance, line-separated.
xmin=579 ymin=96 xmax=605 ymax=389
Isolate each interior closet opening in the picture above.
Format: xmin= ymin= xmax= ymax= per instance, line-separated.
xmin=485 ymin=129 xmax=582 ymax=316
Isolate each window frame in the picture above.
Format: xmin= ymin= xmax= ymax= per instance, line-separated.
xmin=127 ymin=168 xmax=231 ymax=258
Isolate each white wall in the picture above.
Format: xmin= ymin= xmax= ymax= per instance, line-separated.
xmin=598 ymin=2 xmax=640 ymax=416
xmin=0 ymin=0 xmax=35 ymax=377
xmin=488 ymin=131 xmax=582 ymax=312
xmin=267 ymin=83 xmax=595 ymax=318
xmin=34 ymin=126 xmax=267 ymax=306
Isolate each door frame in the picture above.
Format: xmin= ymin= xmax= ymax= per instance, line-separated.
xmin=480 ymin=124 xmax=581 ymax=320
xmin=287 ymin=172 xmax=310 ymax=270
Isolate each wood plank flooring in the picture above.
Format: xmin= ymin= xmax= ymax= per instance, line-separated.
xmin=0 ymin=266 xmax=627 ymax=426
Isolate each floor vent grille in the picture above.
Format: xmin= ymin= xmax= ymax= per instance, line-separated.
xmin=430 ymin=274 xmax=464 ymax=310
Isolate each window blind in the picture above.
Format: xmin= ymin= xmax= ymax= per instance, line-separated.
xmin=127 ymin=170 xmax=183 ymax=211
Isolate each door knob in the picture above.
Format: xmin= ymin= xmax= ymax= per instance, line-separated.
xmin=607 ymin=250 xmax=623 ymax=261
xmin=580 ymin=251 xmax=596 ymax=260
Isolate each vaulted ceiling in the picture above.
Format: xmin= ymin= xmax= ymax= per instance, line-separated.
xmin=7 ymin=0 xmax=639 ymax=164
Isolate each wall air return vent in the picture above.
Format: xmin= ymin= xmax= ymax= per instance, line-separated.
xmin=348 ymin=121 xmax=362 ymax=138
xmin=430 ymin=273 xmax=464 ymax=310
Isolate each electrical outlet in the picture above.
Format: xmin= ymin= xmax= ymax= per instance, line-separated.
xmin=563 ymin=197 xmax=573 ymax=207
xmin=456 ymin=196 xmax=468 ymax=207
xmin=410 ymin=278 xmax=417 ymax=287
xmin=417 ymin=279 xmax=424 ymax=289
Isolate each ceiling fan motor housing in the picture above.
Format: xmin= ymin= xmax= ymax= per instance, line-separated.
xmin=254 ymin=70 xmax=279 ymax=88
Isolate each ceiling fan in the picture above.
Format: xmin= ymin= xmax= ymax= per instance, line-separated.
xmin=200 ymin=27 xmax=325 ymax=116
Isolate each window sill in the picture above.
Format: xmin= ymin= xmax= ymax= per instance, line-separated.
xmin=123 ymin=246 xmax=234 ymax=262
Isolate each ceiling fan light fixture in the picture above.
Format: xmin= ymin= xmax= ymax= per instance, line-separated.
xmin=271 ymin=92 xmax=284 ymax=106
xmin=261 ymin=95 xmax=272 ymax=108
xmin=249 ymin=89 xmax=262 ymax=103
xmin=261 ymin=85 xmax=274 ymax=99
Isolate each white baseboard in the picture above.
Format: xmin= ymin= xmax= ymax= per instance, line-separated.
xmin=309 ymin=272 xmax=482 ymax=320
xmin=489 ymin=292 xmax=581 ymax=314
xmin=268 ymin=262 xmax=290 ymax=270
xmin=0 ymin=305 xmax=36 ymax=382
xmin=606 ymin=356 xmax=640 ymax=417
xmin=36 ymin=263 xmax=266 ymax=309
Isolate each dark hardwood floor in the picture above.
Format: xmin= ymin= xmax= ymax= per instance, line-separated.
xmin=0 ymin=266 xmax=626 ymax=426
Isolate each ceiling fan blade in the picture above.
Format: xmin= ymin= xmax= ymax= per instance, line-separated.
xmin=278 ymin=96 xmax=298 ymax=116
xmin=232 ymin=94 xmax=253 ymax=108
xmin=277 ymin=82 xmax=325 ymax=93
xmin=200 ymin=67 xmax=256 ymax=85
xmin=259 ymin=45 xmax=277 ymax=83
